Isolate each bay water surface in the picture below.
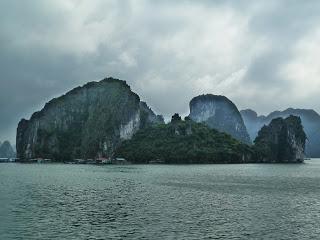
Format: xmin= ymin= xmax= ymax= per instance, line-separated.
xmin=1 ymin=160 xmax=320 ymax=239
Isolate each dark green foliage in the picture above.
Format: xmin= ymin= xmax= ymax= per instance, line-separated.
xmin=117 ymin=115 xmax=306 ymax=164
xmin=171 ymin=113 xmax=182 ymax=123
xmin=184 ymin=116 xmax=191 ymax=121
xmin=116 ymin=120 xmax=252 ymax=164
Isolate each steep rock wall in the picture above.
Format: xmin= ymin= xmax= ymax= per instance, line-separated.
xmin=188 ymin=94 xmax=250 ymax=144
xmin=16 ymin=77 xmax=163 ymax=161
xmin=253 ymin=115 xmax=306 ymax=163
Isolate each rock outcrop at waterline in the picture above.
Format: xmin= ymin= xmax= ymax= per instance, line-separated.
xmin=253 ymin=115 xmax=306 ymax=163
xmin=188 ymin=94 xmax=250 ymax=144
xmin=241 ymin=108 xmax=320 ymax=157
xmin=16 ymin=77 xmax=164 ymax=161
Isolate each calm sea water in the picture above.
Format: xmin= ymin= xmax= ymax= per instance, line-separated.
xmin=1 ymin=160 xmax=320 ymax=240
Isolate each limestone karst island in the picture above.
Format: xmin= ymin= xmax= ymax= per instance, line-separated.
xmin=16 ymin=77 xmax=306 ymax=164
xmin=3 ymin=2 xmax=320 ymax=239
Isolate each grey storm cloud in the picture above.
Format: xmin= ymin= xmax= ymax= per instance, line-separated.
xmin=1 ymin=0 xmax=320 ymax=143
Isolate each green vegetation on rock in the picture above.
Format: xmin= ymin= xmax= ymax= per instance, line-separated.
xmin=116 ymin=116 xmax=252 ymax=164
xmin=253 ymin=115 xmax=306 ymax=163
xmin=16 ymin=77 xmax=307 ymax=164
xmin=116 ymin=114 xmax=307 ymax=164
xmin=17 ymin=77 xmax=163 ymax=161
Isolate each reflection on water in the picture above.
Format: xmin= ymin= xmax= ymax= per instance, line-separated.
xmin=1 ymin=161 xmax=320 ymax=239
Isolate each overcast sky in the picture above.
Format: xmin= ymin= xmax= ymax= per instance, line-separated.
xmin=1 ymin=0 xmax=320 ymax=143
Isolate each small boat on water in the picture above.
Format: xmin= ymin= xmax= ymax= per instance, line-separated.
xmin=149 ymin=159 xmax=165 ymax=164
xmin=74 ymin=159 xmax=86 ymax=164
xmin=96 ymin=158 xmax=112 ymax=164
xmin=86 ymin=159 xmax=96 ymax=164
xmin=112 ymin=158 xmax=128 ymax=165
xmin=38 ymin=159 xmax=52 ymax=163
xmin=66 ymin=157 xmax=128 ymax=165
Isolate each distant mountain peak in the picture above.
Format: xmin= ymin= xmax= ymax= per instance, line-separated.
xmin=240 ymin=109 xmax=258 ymax=119
xmin=0 ymin=140 xmax=15 ymax=158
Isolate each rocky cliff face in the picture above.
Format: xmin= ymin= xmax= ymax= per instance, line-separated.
xmin=253 ymin=115 xmax=306 ymax=163
xmin=188 ymin=94 xmax=250 ymax=144
xmin=0 ymin=141 xmax=15 ymax=158
xmin=16 ymin=77 xmax=163 ymax=161
xmin=241 ymin=108 xmax=320 ymax=157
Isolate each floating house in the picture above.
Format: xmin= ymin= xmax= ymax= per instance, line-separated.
xmin=112 ymin=157 xmax=128 ymax=165
xmin=0 ymin=158 xmax=9 ymax=163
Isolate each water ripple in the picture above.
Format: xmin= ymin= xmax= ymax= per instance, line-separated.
xmin=0 ymin=161 xmax=320 ymax=239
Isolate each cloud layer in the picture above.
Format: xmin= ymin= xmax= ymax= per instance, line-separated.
xmin=1 ymin=0 xmax=320 ymax=143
